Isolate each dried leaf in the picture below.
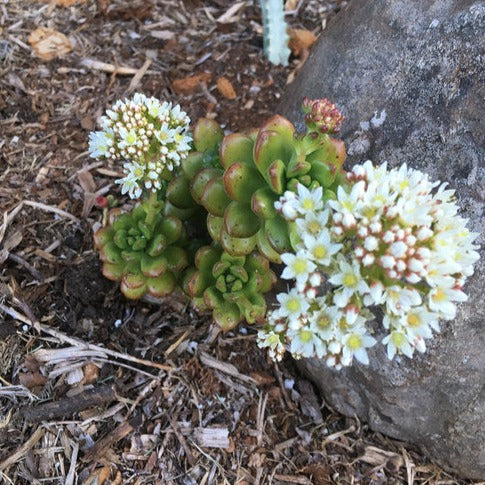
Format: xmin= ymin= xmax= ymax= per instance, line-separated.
xmin=18 ymin=371 xmax=48 ymax=390
xmin=288 ymin=28 xmax=317 ymax=56
xmin=216 ymin=77 xmax=237 ymax=100
xmin=28 ymin=27 xmax=72 ymax=61
xmin=172 ymin=72 xmax=212 ymax=95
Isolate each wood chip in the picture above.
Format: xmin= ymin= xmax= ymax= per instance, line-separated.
xmin=216 ymin=1 xmax=247 ymax=24
xmin=273 ymin=475 xmax=311 ymax=484
xmin=216 ymin=76 xmax=237 ymax=99
xmin=0 ymin=427 xmax=44 ymax=471
xmin=358 ymin=445 xmax=404 ymax=469
xmin=172 ymin=72 xmax=212 ymax=95
xmin=34 ymin=0 xmax=86 ymax=5
xmin=28 ymin=27 xmax=72 ymax=61
xmin=193 ymin=427 xmax=230 ymax=448
xmin=199 ymin=352 xmax=256 ymax=385
xmin=288 ymin=28 xmax=317 ymax=56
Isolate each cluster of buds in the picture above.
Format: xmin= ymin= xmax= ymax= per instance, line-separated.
xmin=258 ymin=161 xmax=480 ymax=366
xmin=89 ymin=93 xmax=191 ymax=199
xmin=302 ymin=97 xmax=345 ymax=134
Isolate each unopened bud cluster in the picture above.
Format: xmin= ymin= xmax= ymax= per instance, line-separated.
xmin=302 ymin=97 xmax=345 ymax=134
xmin=88 ymin=93 xmax=191 ymax=199
xmin=258 ymin=161 xmax=480 ymax=367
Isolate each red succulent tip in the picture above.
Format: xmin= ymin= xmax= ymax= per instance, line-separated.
xmin=301 ymin=97 xmax=345 ymax=134
xmin=95 ymin=195 xmax=109 ymax=208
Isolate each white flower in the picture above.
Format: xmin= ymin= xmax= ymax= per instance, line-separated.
xmin=363 ymin=280 xmax=385 ymax=306
xmin=428 ymin=285 xmax=467 ymax=320
xmin=383 ymin=285 xmax=421 ymax=315
xmin=155 ymin=122 xmax=176 ymax=145
xmin=308 ymin=304 xmax=341 ymax=341
xmin=257 ymin=329 xmax=285 ymax=361
xmin=341 ymin=326 xmax=376 ymax=366
xmin=328 ymin=181 xmax=365 ymax=216
xmin=276 ymin=289 xmax=310 ymax=321
xmin=288 ymin=326 xmax=326 ymax=359
xmin=329 ymin=257 xmax=369 ymax=307
xmin=302 ymin=230 xmax=342 ymax=266
xmin=281 ymin=251 xmax=316 ymax=288
xmin=382 ymin=330 xmax=414 ymax=359
xmin=294 ymin=184 xmax=323 ymax=215
xmin=118 ymin=127 xmax=138 ymax=148
xmin=89 ymin=131 xmax=112 ymax=158
xmin=275 ymin=191 xmax=298 ymax=220
xmin=401 ymin=307 xmax=440 ymax=339
xmin=295 ymin=210 xmax=329 ymax=236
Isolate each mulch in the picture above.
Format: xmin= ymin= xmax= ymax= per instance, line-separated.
xmin=0 ymin=1 xmax=478 ymax=483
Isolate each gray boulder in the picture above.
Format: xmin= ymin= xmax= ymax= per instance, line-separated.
xmin=278 ymin=0 xmax=485 ymax=479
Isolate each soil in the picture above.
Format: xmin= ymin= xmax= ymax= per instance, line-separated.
xmin=0 ymin=1 xmax=478 ymax=484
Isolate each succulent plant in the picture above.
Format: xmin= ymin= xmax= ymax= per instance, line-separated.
xmin=94 ymin=199 xmax=191 ymax=299
xmin=167 ymin=105 xmax=346 ymax=265
xmin=184 ymin=246 xmax=276 ymax=330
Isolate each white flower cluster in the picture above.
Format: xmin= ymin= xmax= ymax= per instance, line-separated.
xmin=258 ymin=162 xmax=480 ymax=368
xmin=88 ymin=93 xmax=191 ymax=199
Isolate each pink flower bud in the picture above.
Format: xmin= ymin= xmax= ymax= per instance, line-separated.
xmin=362 ymin=253 xmax=375 ymax=266
xmin=301 ymin=98 xmax=345 ymax=134
xmin=405 ymin=272 xmax=421 ymax=284
xmin=381 ymin=255 xmax=396 ymax=268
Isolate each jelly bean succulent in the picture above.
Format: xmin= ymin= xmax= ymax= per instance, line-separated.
xmin=258 ymin=162 xmax=480 ymax=367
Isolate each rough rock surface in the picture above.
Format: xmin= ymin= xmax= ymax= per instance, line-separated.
xmin=278 ymin=0 xmax=485 ymax=479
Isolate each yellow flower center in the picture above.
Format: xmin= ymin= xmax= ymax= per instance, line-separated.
xmin=300 ymin=330 xmax=313 ymax=343
xmin=286 ymin=298 xmax=300 ymax=312
xmin=317 ymin=315 xmax=330 ymax=329
xmin=391 ymin=332 xmax=406 ymax=346
xmin=133 ymin=167 xmax=144 ymax=178
xmin=407 ymin=313 xmax=420 ymax=327
xmin=347 ymin=334 xmax=362 ymax=350
xmin=343 ymin=273 xmax=357 ymax=287
xmin=313 ymin=245 xmax=327 ymax=259
xmin=302 ymin=199 xmax=314 ymax=210
xmin=292 ymin=259 xmax=308 ymax=274
xmin=342 ymin=200 xmax=354 ymax=211
xmin=434 ymin=288 xmax=447 ymax=302
xmin=308 ymin=221 xmax=321 ymax=234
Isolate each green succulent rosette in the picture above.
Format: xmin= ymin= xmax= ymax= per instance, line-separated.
xmin=166 ymin=114 xmax=347 ymax=266
xmin=93 ymin=200 xmax=191 ymax=300
xmin=184 ymin=246 xmax=277 ymax=331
